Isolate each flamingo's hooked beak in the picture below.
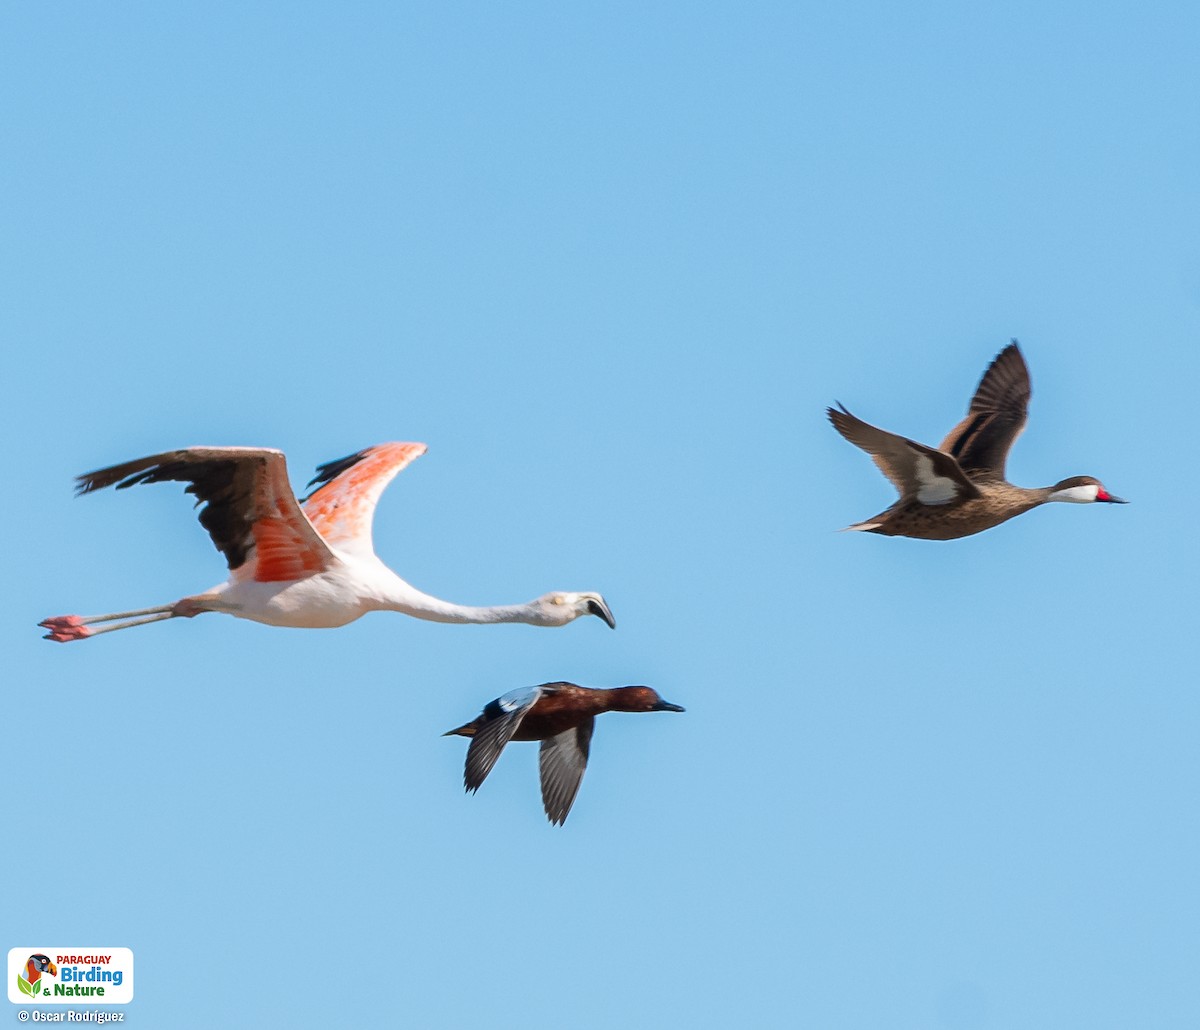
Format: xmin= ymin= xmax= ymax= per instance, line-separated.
xmin=586 ymin=597 xmax=616 ymax=629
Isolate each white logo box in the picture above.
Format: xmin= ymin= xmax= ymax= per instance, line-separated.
xmin=8 ymin=948 xmax=134 ymax=1004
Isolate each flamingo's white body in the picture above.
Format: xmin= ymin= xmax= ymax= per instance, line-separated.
xmin=41 ymin=443 xmax=615 ymax=642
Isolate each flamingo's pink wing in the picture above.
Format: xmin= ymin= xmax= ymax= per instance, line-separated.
xmin=76 ymin=446 xmax=336 ymax=584
xmin=301 ymin=442 xmax=427 ymax=558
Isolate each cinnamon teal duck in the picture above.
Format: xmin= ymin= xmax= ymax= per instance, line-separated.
xmin=445 ymin=682 xmax=685 ymax=825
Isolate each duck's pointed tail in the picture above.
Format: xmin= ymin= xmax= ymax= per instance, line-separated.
xmin=839 ymin=520 xmax=884 ymax=533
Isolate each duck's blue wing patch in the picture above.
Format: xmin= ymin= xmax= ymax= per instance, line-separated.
xmin=465 ymin=685 xmax=546 ymax=793
xmin=487 ymin=684 xmax=543 ymax=718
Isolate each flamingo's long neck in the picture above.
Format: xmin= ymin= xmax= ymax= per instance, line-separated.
xmin=375 ymin=576 xmax=538 ymax=625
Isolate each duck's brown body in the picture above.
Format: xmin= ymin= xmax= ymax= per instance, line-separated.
xmin=446 ymin=684 xmax=620 ymax=742
xmin=853 ymin=482 xmax=1047 ymax=539
xmin=829 ymin=342 xmax=1126 ymax=541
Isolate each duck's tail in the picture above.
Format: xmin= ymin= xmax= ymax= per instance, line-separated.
xmin=839 ymin=520 xmax=883 ymax=533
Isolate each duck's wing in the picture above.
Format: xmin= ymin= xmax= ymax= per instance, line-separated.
xmin=939 ymin=341 xmax=1031 ymax=479
xmin=76 ymin=447 xmax=336 ymax=582
xmin=539 ymin=718 xmax=594 ymax=826
xmin=463 ymin=684 xmax=546 ymax=793
xmin=300 ymin=442 xmax=427 ymax=559
xmin=827 ymin=404 xmax=981 ymax=504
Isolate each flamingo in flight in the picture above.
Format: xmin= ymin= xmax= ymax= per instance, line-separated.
xmin=41 ymin=443 xmax=616 ymax=642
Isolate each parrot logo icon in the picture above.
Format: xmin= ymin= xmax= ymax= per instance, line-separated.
xmin=16 ymin=954 xmax=56 ymax=999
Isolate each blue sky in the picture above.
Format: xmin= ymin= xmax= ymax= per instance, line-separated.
xmin=4 ymin=2 xmax=1198 ymax=1027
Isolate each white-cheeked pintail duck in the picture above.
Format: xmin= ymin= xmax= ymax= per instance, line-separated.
xmin=827 ymin=341 xmax=1127 ymax=540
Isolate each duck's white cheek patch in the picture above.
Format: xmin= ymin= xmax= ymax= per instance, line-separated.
xmin=914 ymin=455 xmax=959 ymax=504
xmin=1049 ymin=484 xmax=1100 ymax=504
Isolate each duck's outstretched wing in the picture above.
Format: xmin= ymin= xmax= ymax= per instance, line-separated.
xmin=539 ymin=719 xmax=594 ymax=825
xmin=827 ymin=404 xmax=981 ymax=504
xmin=940 ymin=341 xmax=1031 ymax=479
xmin=463 ymin=684 xmax=546 ymax=793
xmin=301 ymin=442 xmax=427 ymax=559
xmin=76 ymin=447 xmax=335 ymax=583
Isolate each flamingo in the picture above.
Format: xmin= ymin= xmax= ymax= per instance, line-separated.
xmin=41 ymin=443 xmax=616 ymax=642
